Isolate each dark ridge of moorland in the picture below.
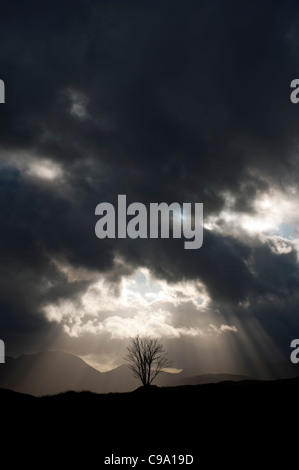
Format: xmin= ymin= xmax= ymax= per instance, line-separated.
xmin=1 ymin=375 xmax=298 ymax=468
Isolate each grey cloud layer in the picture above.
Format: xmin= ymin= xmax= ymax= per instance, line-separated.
xmin=0 ymin=0 xmax=299 ymax=359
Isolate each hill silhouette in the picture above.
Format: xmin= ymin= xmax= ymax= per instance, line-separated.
xmin=0 ymin=350 xmax=252 ymax=395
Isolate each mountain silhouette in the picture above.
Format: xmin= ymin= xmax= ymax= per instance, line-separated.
xmin=0 ymin=350 xmax=252 ymax=396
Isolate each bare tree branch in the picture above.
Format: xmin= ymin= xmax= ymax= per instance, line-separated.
xmin=125 ymin=335 xmax=172 ymax=387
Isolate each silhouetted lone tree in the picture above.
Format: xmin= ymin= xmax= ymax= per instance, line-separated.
xmin=125 ymin=336 xmax=171 ymax=387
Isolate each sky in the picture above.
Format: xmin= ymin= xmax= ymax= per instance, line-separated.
xmin=1 ymin=0 xmax=299 ymax=376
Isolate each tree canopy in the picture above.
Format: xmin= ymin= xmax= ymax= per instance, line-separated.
xmin=126 ymin=336 xmax=171 ymax=387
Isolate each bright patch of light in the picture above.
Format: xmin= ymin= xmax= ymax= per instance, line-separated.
xmin=162 ymin=367 xmax=183 ymax=374
xmin=26 ymin=159 xmax=63 ymax=180
xmin=206 ymin=188 xmax=299 ymax=238
xmin=241 ymin=216 xmax=274 ymax=233
xmin=43 ymin=264 xmax=237 ymax=340
xmin=0 ymin=150 xmax=65 ymax=183
xmin=262 ymin=235 xmax=293 ymax=255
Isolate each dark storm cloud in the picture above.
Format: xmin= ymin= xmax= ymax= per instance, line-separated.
xmin=1 ymin=0 xmax=299 ymax=357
